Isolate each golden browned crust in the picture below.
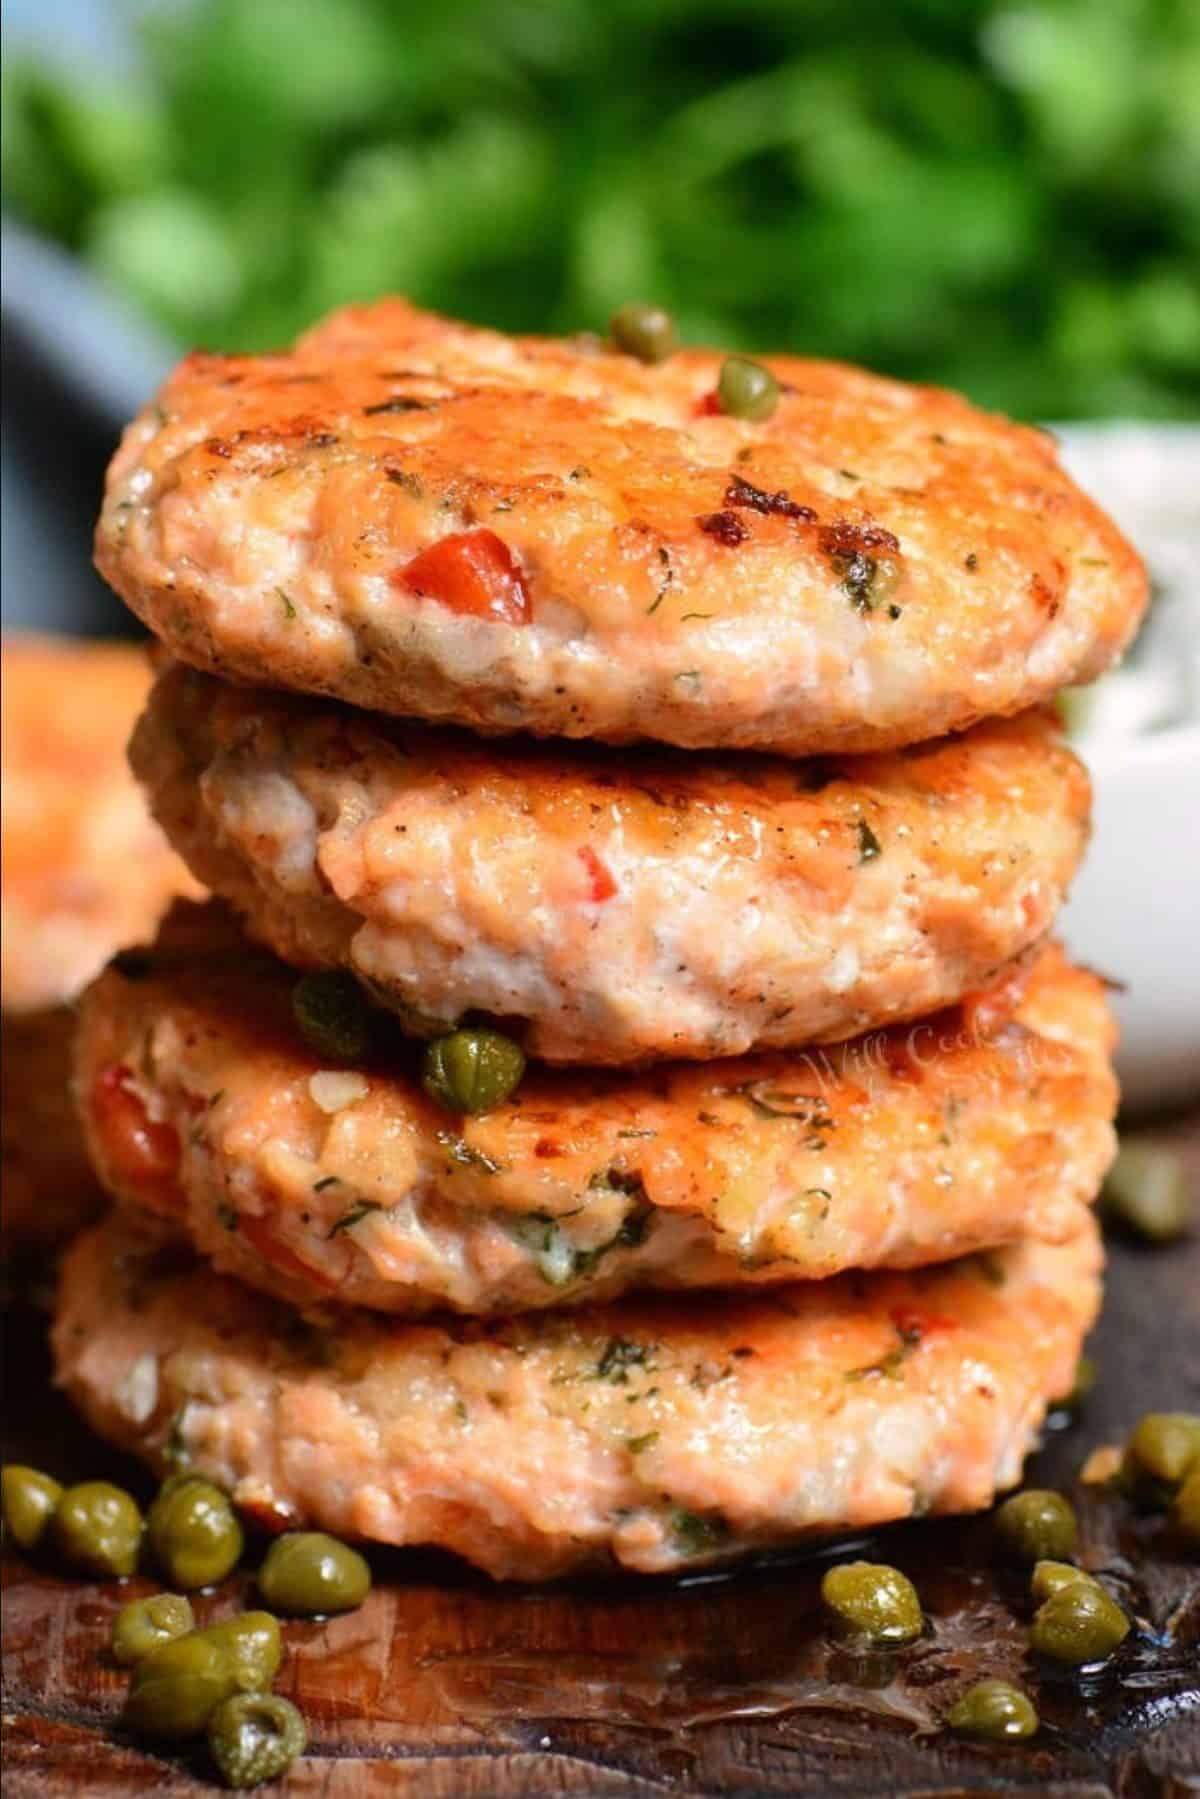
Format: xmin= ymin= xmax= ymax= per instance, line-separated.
xmin=96 ymin=299 xmax=1146 ymax=754
xmin=73 ymin=901 xmax=1116 ymax=1316
xmin=54 ymin=1207 xmax=1102 ymax=1579
xmin=133 ymin=662 xmax=1092 ymax=1064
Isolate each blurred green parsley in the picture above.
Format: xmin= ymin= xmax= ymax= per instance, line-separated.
xmin=3 ymin=0 xmax=1198 ymax=417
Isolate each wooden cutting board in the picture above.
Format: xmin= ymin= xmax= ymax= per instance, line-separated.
xmin=4 ymin=1116 xmax=1198 ymax=1798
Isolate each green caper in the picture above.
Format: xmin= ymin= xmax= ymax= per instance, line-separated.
xmin=1030 ymin=1576 xmax=1130 ymax=1665
xmin=993 ymin=1489 xmax=1077 ymax=1564
xmin=122 ymin=1631 xmax=239 ymax=1738
xmin=1031 ymin=1559 xmax=1093 ymax=1603
xmin=717 ymin=355 xmax=780 ymax=422
xmin=1101 ymin=1143 xmax=1191 ymax=1242
xmin=1171 ymin=1467 xmax=1200 ymax=1547
xmin=946 ymin=1679 xmax=1039 ymax=1741
xmin=292 ymin=971 xmax=371 ymax=1064
xmin=609 ymin=302 xmax=678 ymax=364
xmin=208 ymin=1691 xmax=307 ymax=1789
xmin=1124 ymin=1412 xmax=1200 ymax=1499
xmin=820 ymin=1561 xmax=923 ymax=1646
xmin=256 ymin=1531 xmax=370 ymax=1616
xmin=112 ymin=1593 xmax=195 ymax=1666
xmin=199 ymin=1613 xmax=283 ymax=1691
xmin=1 ymin=1465 xmax=63 ymax=1551
xmin=422 ymin=1026 xmax=525 ymax=1115
xmin=50 ymin=1481 xmax=143 ymax=1578
xmin=147 ymin=1475 xmax=244 ymax=1589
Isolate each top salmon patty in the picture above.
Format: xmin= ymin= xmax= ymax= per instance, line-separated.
xmin=96 ymin=298 xmax=1146 ymax=754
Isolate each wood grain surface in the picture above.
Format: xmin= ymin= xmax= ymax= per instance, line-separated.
xmin=3 ymin=1116 xmax=1198 ymax=1798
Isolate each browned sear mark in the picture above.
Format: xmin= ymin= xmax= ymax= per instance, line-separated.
xmin=725 ymin=476 xmax=817 ymax=522
xmin=697 ymin=511 xmax=750 ymax=546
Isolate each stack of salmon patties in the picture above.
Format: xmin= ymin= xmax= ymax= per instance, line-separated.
xmin=55 ymin=301 xmax=1146 ymax=1580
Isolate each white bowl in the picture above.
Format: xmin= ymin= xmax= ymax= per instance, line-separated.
xmin=1055 ymin=425 xmax=1200 ymax=1115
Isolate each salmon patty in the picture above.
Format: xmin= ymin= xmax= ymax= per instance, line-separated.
xmin=134 ymin=663 xmax=1091 ymax=1064
xmin=74 ymin=902 xmax=1116 ymax=1317
xmin=95 ymin=297 xmax=1146 ymax=755
xmin=55 ymin=1207 xmax=1102 ymax=1580
xmin=1 ymin=636 xmax=199 ymax=1250
xmin=1 ymin=635 xmax=198 ymax=1012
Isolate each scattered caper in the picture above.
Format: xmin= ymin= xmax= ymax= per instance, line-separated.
xmin=123 ymin=1631 xmax=239 ymax=1739
xmin=1 ymin=1465 xmax=63 ymax=1552
xmin=1031 ymin=1559 xmax=1092 ymax=1603
xmin=199 ymin=1613 xmax=283 ymax=1692
xmin=147 ymin=1475 xmax=244 ymax=1589
xmin=422 ymin=1026 xmax=525 ymax=1115
xmin=292 ymin=971 xmax=371 ymax=1065
xmin=1030 ymin=1576 xmax=1130 ymax=1665
xmin=1124 ymin=1412 xmax=1200 ymax=1500
xmin=994 ymin=1489 xmax=1077 ymax=1564
xmin=256 ymin=1531 xmax=371 ymax=1617
xmin=50 ymin=1481 xmax=143 ymax=1579
xmin=208 ymin=1691 xmax=307 ymax=1789
xmin=609 ymin=302 xmax=678 ymax=364
xmin=946 ymin=1678 xmax=1039 ymax=1741
xmin=1101 ymin=1143 xmax=1191 ymax=1242
xmin=717 ymin=355 xmax=780 ymax=422
xmin=1171 ymin=1467 xmax=1200 ymax=1547
xmin=112 ymin=1593 xmax=195 ymax=1666
xmin=820 ymin=1561 xmax=923 ymax=1645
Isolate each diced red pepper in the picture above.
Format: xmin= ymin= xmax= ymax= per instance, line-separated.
xmin=90 ymin=1064 xmax=181 ymax=1196
xmin=578 ymin=845 xmax=617 ymax=902
xmin=396 ymin=529 xmax=531 ymax=625
xmin=695 ymin=390 xmax=722 ymax=417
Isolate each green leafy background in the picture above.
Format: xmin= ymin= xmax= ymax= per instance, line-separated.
xmin=4 ymin=0 xmax=1198 ymax=417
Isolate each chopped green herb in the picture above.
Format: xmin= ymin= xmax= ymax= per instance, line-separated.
xmin=436 ymin=1131 xmax=506 ymax=1174
xmin=327 ymin=1199 xmax=383 ymax=1237
xmin=594 ymin=1337 xmax=654 ymax=1383
xmin=626 ymin=1431 xmax=660 ymax=1455
xmin=671 ymin=1509 xmax=729 ymax=1556
xmin=856 ymin=819 xmax=882 ymax=861
xmin=313 ymin=1175 xmax=341 ymax=1193
xmin=276 ymin=586 xmax=297 ymax=620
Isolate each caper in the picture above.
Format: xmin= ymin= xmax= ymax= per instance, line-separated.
xmin=199 ymin=1613 xmax=283 ymax=1691
xmin=147 ymin=1474 xmax=244 ymax=1589
xmin=256 ymin=1531 xmax=370 ymax=1616
xmin=946 ymin=1679 xmax=1039 ymax=1741
xmin=993 ymin=1489 xmax=1077 ymax=1564
xmin=112 ymin=1593 xmax=195 ymax=1666
xmin=609 ymin=302 xmax=677 ymax=364
xmin=1031 ymin=1559 xmax=1093 ymax=1602
xmin=717 ymin=355 xmax=780 ymax=422
xmin=1124 ymin=1412 xmax=1200 ymax=1499
xmin=1171 ymin=1467 xmax=1200 ymax=1547
xmin=292 ymin=971 xmax=371 ymax=1065
xmin=50 ymin=1481 xmax=143 ymax=1578
xmin=1 ymin=1465 xmax=63 ymax=1551
xmin=1030 ymin=1576 xmax=1130 ymax=1664
xmin=820 ymin=1561 xmax=923 ymax=1645
xmin=1101 ymin=1143 xmax=1191 ymax=1242
xmin=422 ymin=1026 xmax=525 ymax=1115
xmin=208 ymin=1691 xmax=307 ymax=1789
xmin=122 ymin=1631 xmax=239 ymax=1738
